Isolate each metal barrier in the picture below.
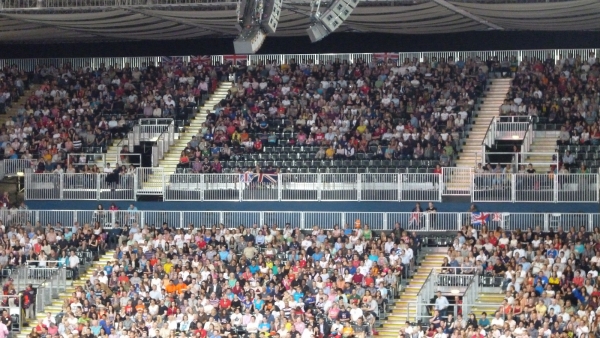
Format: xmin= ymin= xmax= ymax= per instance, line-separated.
xmin=280 ymin=173 xmax=319 ymax=201
xmin=24 ymin=173 xmax=61 ymax=200
xmin=473 ymin=173 xmax=597 ymax=203
xmin=442 ymin=167 xmax=472 ymax=196
xmin=26 ymin=173 xmax=136 ymax=201
xmin=67 ymin=153 xmax=106 ymax=168
xmin=495 ymin=117 xmax=532 ymax=140
xmin=401 ymin=173 xmax=442 ymax=202
xmin=138 ymin=118 xmax=173 ymax=141
xmin=417 ymin=269 xmax=436 ymax=321
xmin=2 ymin=159 xmax=35 ymax=176
xmin=5 ymin=210 xmax=600 ymax=232
xmin=136 ymin=167 xmax=165 ymax=195
xmin=151 ymin=120 xmax=175 ymax=167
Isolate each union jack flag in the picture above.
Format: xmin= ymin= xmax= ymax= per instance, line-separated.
xmin=239 ymin=171 xmax=253 ymax=183
xmin=255 ymin=173 xmax=278 ymax=184
xmin=492 ymin=213 xmax=502 ymax=222
xmin=471 ymin=212 xmax=489 ymax=226
xmin=223 ymin=55 xmax=248 ymax=65
xmin=160 ymin=56 xmax=183 ymax=67
xmin=190 ymin=55 xmax=211 ymax=66
xmin=373 ymin=52 xmax=399 ymax=63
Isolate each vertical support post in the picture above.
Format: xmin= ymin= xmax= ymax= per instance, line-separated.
xmin=59 ymin=173 xmax=64 ymax=201
xmin=382 ymin=212 xmax=388 ymax=231
xmin=553 ymin=172 xmax=559 ymax=203
xmin=398 ymin=173 xmax=403 ymax=202
xmin=180 ymin=211 xmax=184 ymax=229
xmin=511 ymin=174 xmax=516 ymax=203
xmin=356 ymin=174 xmax=361 ymax=202
xmin=200 ymin=174 xmax=205 ymax=202
xmin=317 ymin=173 xmax=322 ymax=202
xmin=300 ymin=212 xmax=305 ymax=230
xmin=277 ymin=173 xmax=282 ymax=202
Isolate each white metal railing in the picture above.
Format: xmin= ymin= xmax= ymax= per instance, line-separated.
xmin=2 ymin=49 xmax=599 ymax=72
xmin=478 ymin=151 xmax=558 ymax=171
xmin=21 ymin=171 xmax=600 ymax=203
xmin=24 ymin=172 xmax=136 ymax=201
xmin=472 ymin=173 xmax=598 ymax=203
xmin=481 ymin=116 xmax=534 ymax=159
xmin=5 ymin=210 xmax=600 ymax=232
xmin=151 ymin=120 xmax=175 ymax=167
xmin=139 ymin=118 xmax=173 ymax=142
xmin=417 ymin=269 xmax=436 ymax=320
xmin=66 ymin=153 xmax=106 ymax=168
xmin=495 ymin=121 xmax=530 ymax=140
xmin=164 ymin=172 xmax=443 ymax=202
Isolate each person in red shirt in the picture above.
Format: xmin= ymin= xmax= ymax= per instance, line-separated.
xmin=219 ymin=297 xmax=232 ymax=310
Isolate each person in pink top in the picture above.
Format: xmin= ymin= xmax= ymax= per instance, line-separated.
xmin=0 ymin=321 xmax=7 ymax=338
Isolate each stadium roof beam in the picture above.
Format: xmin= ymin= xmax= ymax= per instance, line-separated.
xmin=432 ymin=0 xmax=504 ymax=30
xmin=122 ymin=7 xmax=235 ymax=36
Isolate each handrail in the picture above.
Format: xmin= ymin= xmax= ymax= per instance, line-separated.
xmin=480 ymin=117 xmax=497 ymax=164
xmin=416 ymin=268 xmax=436 ymax=322
xmin=152 ymin=120 xmax=175 ymax=167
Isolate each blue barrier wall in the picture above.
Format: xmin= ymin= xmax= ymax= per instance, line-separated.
xmin=26 ymin=200 xmax=599 ymax=213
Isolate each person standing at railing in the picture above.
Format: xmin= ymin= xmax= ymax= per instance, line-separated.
xmin=434 ymin=291 xmax=450 ymax=318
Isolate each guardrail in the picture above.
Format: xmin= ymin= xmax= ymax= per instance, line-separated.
xmin=151 ymin=120 xmax=175 ymax=167
xmin=1 ymin=49 xmax=599 ymax=72
xmin=22 ymin=170 xmax=600 ymax=203
xmin=3 ymin=210 xmax=600 ymax=234
xmin=472 ymin=173 xmax=597 ymax=203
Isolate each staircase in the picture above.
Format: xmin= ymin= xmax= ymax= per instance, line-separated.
xmin=469 ymin=293 xmax=504 ymax=317
xmin=139 ymin=83 xmax=231 ymax=192
xmin=0 ymin=84 xmax=38 ymax=126
xmin=159 ymin=83 xmax=231 ymax=173
xmin=378 ymin=250 xmax=447 ymax=337
xmin=525 ymin=130 xmax=559 ymax=172
xmin=456 ymin=78 xmax=512 ymax=168
xmin=16 ymin=251 xmax=115 ymax=338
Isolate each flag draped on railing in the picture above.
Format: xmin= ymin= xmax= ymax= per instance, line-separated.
xmin=471 ymin=212 xmax=489 ymax=226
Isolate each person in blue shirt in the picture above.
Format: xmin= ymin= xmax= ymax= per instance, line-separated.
xmin=293 ymin=286 xmax=304 ymax=302
xmin=312 ymin=249 xmax=324 ymax=262
xmin=534 ymin=271 xmax=548 ymax=286
xmin=368 ymin=250 xmax=378 ymax=262
xmin=258 ymin=318 xmax=271 ymax=333
xmin=219 ymin=248 xmax=231 ymax=261
xmin=253 ymin=297 xmax=265 ymax=311
xmin=546 ymin=247 xmax=558 ymax=260
xmin=249 ymin=261 xmax=260 ymax=274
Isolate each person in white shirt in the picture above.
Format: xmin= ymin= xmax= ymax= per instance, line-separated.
xmin=434 ymin=291 xmax=449 ymax=316
xmin=246 ymin=316 xmax=259 ymax=334
xmin=68 ymin=251 xmax=80 ymax=279
xmin=349 ymin=303 xmax=363 ymax=322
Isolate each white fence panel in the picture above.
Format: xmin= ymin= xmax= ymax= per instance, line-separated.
xmin=164 ymin=174 xmax=203 ymax=201
xmin=144 ymin=211 xmax=181 ymax=229
xmin=36 ymin=210 xmax=75 ymax=230
xmin=182 ymin=211 xmax=222 ymax=228
xmin=203 ymin=174 xmax=241 ymax=201
xmin=222 ymin=211 xmax=261 ymax=228
xmin=515 ymin=173 xmax=554 ymax=202
xmin=345 ymin=212 xmax=385 ymax=230
xmin=62 ymin=173 xmax=98 ymax=200
xmin=320 ymin=174 xmax=358 ymax=201
xmin=136 ymin=167 xmax=164 ymax=195
xmin=3 ymin=159 xmax=35 ymax=175
xmin=24 ymin=173 xmax=61 ymax=200
xmin=442 ymin=167 xmax=472 ymax=196
xmin=304 ymin=212 xmax=344 ymax=230
xmin=557 ymin=174 xmax=598 ymax=203
xmin=262 ymin=212 xmax=302 ymax=229
xmin=400 ymin=173 xmax=441 ymax=202
xmin=361 ymin=173 xmax=399 ymax=201
xmin=98 ymin=173 xmax=135 ymax=201
xmin=280 ymin=173 xmax=319 ymax=201
xmin=472 ymin=173 xmax=512 ymax=202
xmin=387 ymin=212 xmax=461 ymax=232
xmin=241 ymin=175 xmax=279 ymax=201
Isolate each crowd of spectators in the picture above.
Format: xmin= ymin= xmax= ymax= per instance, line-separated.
xmin=497 ymin=52 xmax=600 ymax=173
xmin=21 ymin=209 xmax=424 ymax=338
xmin=398 ymin=224 xmax=600 ymax=338
xmin=178 ymin=56 xmax=489 ymax=173
xmin=0 ymin=60 xmax=218 ymax=175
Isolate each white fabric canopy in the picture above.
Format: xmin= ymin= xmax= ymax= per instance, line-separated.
xmin=0 ymin=0 xmax=596 ymax=42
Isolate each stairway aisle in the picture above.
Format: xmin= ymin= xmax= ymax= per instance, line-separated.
xmin=140 ymin=83 xmax=231 ymax=192
xmin=526 ymin=131 xmax=560 ymax=172
xmin=470 ymin=293 xmax=504 ymax=318
xmin=377 ymin=251 xmax=447 ymax=337
xmin=456 ymin=78 xmax=512 ymax=168
xmin=16 ymin=251 xmax=115 ymax=338
xmin=160 ymin=83 xmax=232 ymax=173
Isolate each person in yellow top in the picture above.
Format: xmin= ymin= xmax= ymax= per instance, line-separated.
xmin=548 ymin=273 xmax=560 ymax=289
xmin=535 ymin=299 xmax=547 ymax=315
xmin=341 ymin=322 xmax=354 ymax=337
xmin=325 ymin=145 xmax=335 ymax=159
xmin=356 ymin=124 xmax=367 ymax=134
xmin=231 ymin=130 xmax=241 ymax=144
xmin=163 ymin=261 xmax=173 ymax=274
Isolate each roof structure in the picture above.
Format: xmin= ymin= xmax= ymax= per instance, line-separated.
xmin=0 ymin=0 xmax=598 ymax=43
